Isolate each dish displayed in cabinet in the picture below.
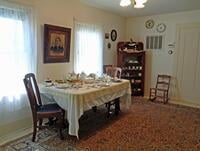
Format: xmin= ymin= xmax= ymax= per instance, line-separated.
xmin=117 ymin=41 xmax=145 ymax=96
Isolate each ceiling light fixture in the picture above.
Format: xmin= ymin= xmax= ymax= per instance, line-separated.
xmin=134 ymin=3 xmax=145 ymax=8
xmin=135 ymin=0 xmax=147 ymax=3
xmin=120 ymin=0 xmax=131 ymax=7
xmin=120 ymin=0 xmax=147 ymax=8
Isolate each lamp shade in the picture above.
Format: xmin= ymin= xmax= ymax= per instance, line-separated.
xmin=134 ymin=2 xmax=145 ymax=8
xmin=135 ymin=0 xmax=147 ymax=4
xmin=120 ymin=0 xmax=131 ymax=7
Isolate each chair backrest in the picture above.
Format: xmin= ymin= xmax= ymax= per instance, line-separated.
xmin=103 ymin=65 xmax=113 ymax=73
xmin=105 ymin=66 xmax=122 ymax=78
xmin=156 ymin=74 xmax=171 ymax=91
xmin=105 ymin=66 xmax=114 ymax=77
xmin=113 ymin=67 xmax=122 ymax=79
xmin=23 ymin=73 xmax=42 ymax=116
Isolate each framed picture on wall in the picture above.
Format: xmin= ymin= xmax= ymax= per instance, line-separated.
xmin=44 ymin=24 xmax=71 ymax=63
xmin=105 ymin=33 xmax=109 ymax=39
xmin=111 ymin=29 xmax=117 ymax=41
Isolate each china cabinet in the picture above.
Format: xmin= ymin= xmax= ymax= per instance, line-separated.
xmin=117 ymin=41 xmax=145 ymax=96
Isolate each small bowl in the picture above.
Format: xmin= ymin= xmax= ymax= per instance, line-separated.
xmin=45 ymin=80 xmax=52 ymax=83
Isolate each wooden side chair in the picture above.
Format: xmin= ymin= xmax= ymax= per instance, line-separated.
xmin=113 ymin=67 xmax=122 ymax=79
xmin=103 ymin=65 xmax=113 ymax=73
xmin=105 ymin=66 xmax=114 ymax=77
xmin=149 ymin=74 xmax=171 ymax=104
xmin=105 ymin=66 xmax=122 ymax=79
xmin=23 ymin=73 xmax=65 ymax=142
xmin=105 ymin=66 xmax=122 ymax=117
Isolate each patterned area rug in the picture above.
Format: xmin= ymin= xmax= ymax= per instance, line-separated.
xmin=1 ymin=99 xmax=200 ymax=151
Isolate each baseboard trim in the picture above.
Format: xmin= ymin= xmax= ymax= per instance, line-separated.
xmin=143 ymin=96 xmax=200 ymax=109
xmin=169 ymin=100 xmax=200 ymax=109
xmin=0 ymin=126 xmax=32 ymax=146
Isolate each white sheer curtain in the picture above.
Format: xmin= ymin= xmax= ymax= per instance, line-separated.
xmin=0 ymin=2 xmax=36 ymax=113
xmin=74 ymin=22 xmax=103 ymax=75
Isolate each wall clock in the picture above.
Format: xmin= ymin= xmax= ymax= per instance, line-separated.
xmin=111 ymin=29 xmax=117 ymax=41
xmin=145 ymin=19 xmax=154 ymax=29
xmin=156 ymin=23 xmax=166 ymax=33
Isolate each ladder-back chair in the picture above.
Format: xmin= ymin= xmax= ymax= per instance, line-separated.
xmin=149 ymin=74 xmax=171 ymax=104
xmin=105 ymin=66 xmax=122 ymax=117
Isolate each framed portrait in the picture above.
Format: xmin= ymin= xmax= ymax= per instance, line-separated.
xmin=111 ymin=29 xmax=117 ymax=41
xmin=44 ymin=24 xmax=71 ymax=63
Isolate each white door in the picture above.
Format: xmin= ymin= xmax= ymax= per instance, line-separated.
xmin=175 ymin=24 xmax=200 ymax=105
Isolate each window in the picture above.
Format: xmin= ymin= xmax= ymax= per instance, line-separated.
xmin=0 ymin=17 xmax=25 ymax=99
xmin=74 ymin=22 xmax=103 ymax=75
xmin=0 ymin=4 xmax=36 ymax=109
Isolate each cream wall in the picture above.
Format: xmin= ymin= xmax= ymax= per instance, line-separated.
xmin=126 ymin=10 xmax=200 ymax=103
xmin=35 ymin=0 xmax=126 ymax=82
xmin=0 ymin=0 xmax=126 ymax=138
xmin=2 ymin=0 xmax=200 ymax=141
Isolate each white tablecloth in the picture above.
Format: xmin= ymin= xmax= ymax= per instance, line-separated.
xmin=39 ymin=79 xmax=131 ymax=138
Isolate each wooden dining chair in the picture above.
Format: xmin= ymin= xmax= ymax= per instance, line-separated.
xmin=149 ymin=74 xmax=171 ymax=104
xmin=105 ymin=66 xmax=122 ymax=117
xmin=113 ymin=67 xmax=122 ymax=79
xmin=105 ymin=66 xmax=122 ymax=79
xmin=23 ymin=73 xmax=65 ymax=142
xmin=103 ymin=65 xmax=113 ymax=73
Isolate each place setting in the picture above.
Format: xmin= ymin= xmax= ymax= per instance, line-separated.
xmin=43 ymin=72 xmax=122 ymax=91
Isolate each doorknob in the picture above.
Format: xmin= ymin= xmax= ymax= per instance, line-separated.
xmin=168 ymin=50 xmax=173 ymax=55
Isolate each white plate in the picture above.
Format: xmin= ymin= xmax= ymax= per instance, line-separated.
xmin=44 ymin=82 xmax=53 ymax=87
xmin=55 ymin=84 xmax=70 ymax=89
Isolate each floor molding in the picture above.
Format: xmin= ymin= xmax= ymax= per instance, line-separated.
xmin=169 ymin=100 xmax=200 ymax=109
xmin=143 ymin=96 xmax=200 ymax=109
xmin=0 ymin=126 xmax=32 ymax=146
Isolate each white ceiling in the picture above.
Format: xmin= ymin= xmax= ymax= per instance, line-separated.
xmin=80 ymin=0 xmax=200 ymax=17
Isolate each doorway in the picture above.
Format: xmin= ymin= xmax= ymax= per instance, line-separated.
xmin=174 ymin=23 xmax=200 ymax=105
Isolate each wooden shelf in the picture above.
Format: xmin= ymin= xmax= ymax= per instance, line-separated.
xmin=117 ymin=41 xmax=145 ymax=96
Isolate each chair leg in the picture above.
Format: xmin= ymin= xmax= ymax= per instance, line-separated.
xmin=39 ymin=119 xmax=43 ymax=130
xmin=58 ymin=115 xmax=64 ymax=140
xmin=166 ymin=92 xmax=169 ymax=103
xmin=62 ymin=110 xmax=67 ymax=128
xmin=163 ymin=91 xmax=167 ymax=104
xmin=115 ymin=99 xmax=120 ymax=116
xmin=92 ymin=106 xmax=97 ymax=112
xmin=107 ymin=102 xmax=111 ymax=118
xmin=32 ymin=120 xmax=37 ymax=142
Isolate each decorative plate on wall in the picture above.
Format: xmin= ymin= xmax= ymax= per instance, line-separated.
xmin=111 ymin=29 xmax=117 ymax=41
xmin=156 ymin=23 xmax=166 ymax=33
xmin=145 ymin=19 xmax=154 ymax=29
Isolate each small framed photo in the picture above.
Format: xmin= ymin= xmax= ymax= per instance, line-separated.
xmin=44 ymin=24 xmax=71 ymax=63
xmin=105 ymin=33 xmax=109 ymax=39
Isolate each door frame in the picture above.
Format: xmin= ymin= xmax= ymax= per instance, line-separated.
xmin=174 ymin=22 xmax=200 ymax=103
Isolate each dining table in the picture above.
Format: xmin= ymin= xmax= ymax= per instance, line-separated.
xmin=39 ymin=78 xmax=132 ymax=138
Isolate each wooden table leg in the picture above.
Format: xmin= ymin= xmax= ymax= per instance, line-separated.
xmin=115 ymin=98 xmax=120 ymax=116
xmin=107 ymin=102 xmax=111 ymax=117
xmin=92 ymin=106 xmax=97 ymax=112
